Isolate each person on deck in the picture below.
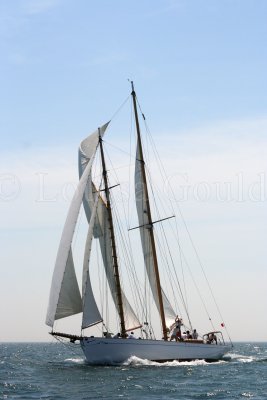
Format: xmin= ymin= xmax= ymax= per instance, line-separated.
xmin=208 ymin=332 xmax=217 ymax=344
xmin=169 ymin=316 xmax=183 ymax=341
xmin=186 ymin=330 xmax=193 ymax=339
xmin=192 ymin=329 xmax=198 ymax=339
xmin=128 ymin=332 xmax=136 ymax=339
xmin=112 ymin=332 xmax=121 ymax=339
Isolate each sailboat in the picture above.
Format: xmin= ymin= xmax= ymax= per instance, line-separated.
xmin=46 ymin=82 xmax=232 ymax=364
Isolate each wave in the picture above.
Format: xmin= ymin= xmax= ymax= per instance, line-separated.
xmin=256 ymin=358 xmax=267 ymax=363
xmin=224 ymin=354 xmax=267 ymax=363
xmin=226 ymin=353 xmax=255 ymax=363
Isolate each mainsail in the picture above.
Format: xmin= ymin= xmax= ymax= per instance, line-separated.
xmin=79 ymin=132 xmax=141 ymax=332
xmin=45 ymin=124 xmax=108 ymax=327
xmin=135 ymin=141 xmax=177 ymax=329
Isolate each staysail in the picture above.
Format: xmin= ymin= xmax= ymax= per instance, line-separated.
xmin=45 ymin=124 xmax=109 ymax=327
xmin=79 ymin=133 xmax=141 ymax=332
xmin=94 ymin=191 xmax=141 ymax=331
xmin=135 ymin=145 xmax=177 ymax=328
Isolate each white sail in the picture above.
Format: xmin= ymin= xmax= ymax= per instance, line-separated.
xmin=96 ymin=196 xmax=141 ymax=331
xmin=135 ymin=146 xmax=177 ymax=328
xmin=79 ymin=134 xmax=142 ymax=332
xmin=82 ymin=194 xmax=103 ymax=329
xmin=46 ymin=125 xmax=108 ymax=327
xmin=79 ymin=122 xmax=109 ymax=239
xmin=50 ymin=249 xmax=81 ymax=320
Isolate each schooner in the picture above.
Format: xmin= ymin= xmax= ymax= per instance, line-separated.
xmin=46 ymin=82 xmax=231 ymax=364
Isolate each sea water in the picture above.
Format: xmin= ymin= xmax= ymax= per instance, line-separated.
xmin=1 ymin=342 xmax=267 ymax=399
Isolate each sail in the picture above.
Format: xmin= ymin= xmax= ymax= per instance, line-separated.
xmin=135 ymin=146 xmax=177 ymax=328
xmin=82 ymin=194 xmax=103 ymax=329
xmin=79 ymin=122 xmax=109 ymax=238
xmin=46 ymin=124 xmax=108 ymax=327
xmin=51 ymin=249 xmax=81 ymax=320
xmin=79 ymin=133 xmax=141 ymax=332
xmin=95 ymin=195 xmax=141 ymax=331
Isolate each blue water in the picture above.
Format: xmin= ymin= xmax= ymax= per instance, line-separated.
xmin=1 ymin=342 xmax=267 ymax=399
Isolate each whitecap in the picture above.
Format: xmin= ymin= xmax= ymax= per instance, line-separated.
xmin=227 ymin=353 xmax=254 ymax=363
xmin=238 ymin=358 xmax=254 ymax=363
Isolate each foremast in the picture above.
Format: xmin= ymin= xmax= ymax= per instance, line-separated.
xmin=131 ymin=81 xmax=168 ymax=341
xmin=98 ymin=130 xmax=126 ymax=337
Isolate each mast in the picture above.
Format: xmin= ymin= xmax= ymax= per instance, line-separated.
xmin=131 ymin=81 xmax=168 ymax=340
xmin=98 ymin=131 xmax=126 ymax=337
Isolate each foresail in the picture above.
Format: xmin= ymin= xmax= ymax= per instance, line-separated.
xmin=82 ymin=195 xmax=103 ymax=329
xmin=135 ymin=148 xmax=176 ymax=328
xmin=51 ymin=249 xmax=82 ymax=321
xmin=46 ymin=126 xmax=105 ymax=328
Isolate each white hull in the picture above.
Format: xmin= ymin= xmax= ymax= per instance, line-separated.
xmin=81 ymin=337 xmax=231 ymax=365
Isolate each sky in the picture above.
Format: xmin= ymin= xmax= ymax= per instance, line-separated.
xmin=0 ymin=0 xmax=266 ymax=342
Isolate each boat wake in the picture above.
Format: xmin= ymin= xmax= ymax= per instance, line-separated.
xmin=62 ymin=353 xmax=266 ymax=366
xmin=64 ymin=357 xmax=85 ymax=365
xmin=123 ymin=356 xmax=225 ymax=367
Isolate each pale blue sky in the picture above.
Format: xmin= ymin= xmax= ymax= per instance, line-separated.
xmin=1 ymin=0 xmax=267 ymax=148
xmin=0 ymin=0 xmax=266 ymax=341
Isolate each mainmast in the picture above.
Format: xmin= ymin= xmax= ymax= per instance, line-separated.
xmin=131 ymin=81 xmax=168 ymax=340
xmin=98 ymin=131 xmax=126 ymax=337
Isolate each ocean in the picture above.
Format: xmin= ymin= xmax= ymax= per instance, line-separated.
xmin=1 ymin=342 xmax=266 ymax=399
